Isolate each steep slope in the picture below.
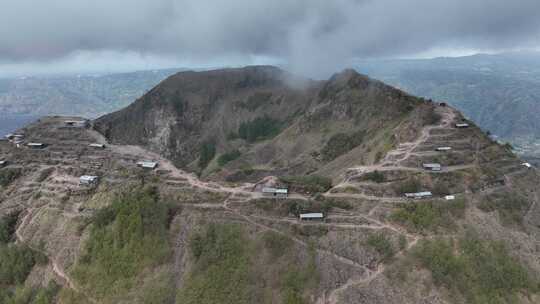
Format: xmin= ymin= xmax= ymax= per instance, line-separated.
xmin=95 ymin=66 xmax=433 ymax=180
xmin=1 ymin=67 xmax=540 ymax=304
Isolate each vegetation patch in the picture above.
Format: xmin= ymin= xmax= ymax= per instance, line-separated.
xmin=0 ymin=281 xmax=60 ymax=304
xmin=321 ymin=131 xmax=365 ymax=161
xmin=72 ymin=187 xmax=171 ymax=300
xmin=0 ymin=168 xmax=21 ymax=187
xmin=413 ymin=235 xmax=537 ymax=304
xmin=0 ymin=244 xmax=45 ymax=286
xmin=394 ymin=178 xmax=421 ymax=194
xmin=217 ymin=149 xmax=241 ymax=167
xmin=199 ymin=141 xmax=216 ymax=169
xmin=239 ymin=92 xmax=273 ymax=111
xmin=391 ymin=199 xmax=466 ymax=233
xmin=478 ymin=192 xmax=530 ymax=227
xmin=366 ymin=233 xmax=396 ymax=262
xmin=361 ymin=170 xmax=386 ymax=183
xmin=0 ymin=212 xmax=19 ymax=244
xmin=280 ymin=175 xmax=332 ymax=194
xmin=262 ymin=231 xmax=294 ymax=260
xmin=238 ymin=116 xmax=282 ymax=143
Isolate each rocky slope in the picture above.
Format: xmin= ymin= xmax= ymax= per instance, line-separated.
xmin=0 ymin=67 xmax=539 ymax=304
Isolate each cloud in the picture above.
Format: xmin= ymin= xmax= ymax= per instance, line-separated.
xmin=1 ymin=0 xmax=540 ymax=77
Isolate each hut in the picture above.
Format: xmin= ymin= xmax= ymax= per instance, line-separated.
xmin=435 ymin=147 xmax=452 ymax=152
xmin=137 ymin=161 xmax=158 ymax=169
xmin=455 ymin=123 xmax=470 ymax=128
xmin=89 ymin=143 xmax=106 ymax=149
xmin=27 ymin=142 xmax=47 ymax=149
xmin=262 ymin=187 xmax=288 ymax=198
xmin=423 ymin=163 xmax=442 ymax=171
xmin=299 ymin=213 xmax=324 ymax=221
xmin=79 ymin=175 xmax=99 ymax=185
xmin=405 ymin=191 xmax=433 ymax=199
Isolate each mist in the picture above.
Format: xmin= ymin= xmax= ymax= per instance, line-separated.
xmin=1 ymin=0 xmax=540 ymax=78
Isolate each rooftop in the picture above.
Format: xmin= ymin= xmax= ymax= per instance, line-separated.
xmin=300 ymin=213 xmax=324 ymax=219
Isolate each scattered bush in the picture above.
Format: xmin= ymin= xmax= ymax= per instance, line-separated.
xmin=0 ymin=168 xmax=21 ymax=187
xmin=179 ymin=224 xmax=252 ymax=304
xmin=262 ymin=231 xmax=293 ymax=260
xmin=395 ymin=178 xmax=421 ymax=194
xmin=478 ymin=193 xmax=530 ymax=227
xmin=0 ymin=244 xmax=40 ymax=285
xmin=72 ymin=187 xmax=171 ymax=299
xmin=424 ymin=108 xmax=442 ymax=126
xmin=199 ymin=141 xmax=216 ymax=169
xmin=239 ymin=92 xmax=273 ymax=111
xmin=217 ymin=150 xmax=241 ymax=167
xmin=367 ymin=233 xmax=395 ymax=261
xmin=321 ymin=131 xmax=364 ymax=161
xmin=414 ymin=235 xmax=536 ymax=304
xmin=391 ymin=199 xmax=466 ymax=233
xmin=238 ymin=116 xmax=282 ymax=142
xmin=280 ymin=175 xmax=332 ymax=194
xmin=0 ymin=213 xmax=19 ymax=244
xmin=362 ymin=170 xmax=385 ymax=183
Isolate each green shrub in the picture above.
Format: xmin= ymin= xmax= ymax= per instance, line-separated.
xmin=391 ymin=199 xmax=466 ymax=233
xmin=414 ymin=236 xmax=536 ymax=304
xmin=367 ymin=233 xmax=395 ymax=261
xmin=280 ymin=175 xmax=332 ymax=194
xmin=72 ymin=187 xmax=171 ymax=299
xmin=362 ymin=170 xmax=385 ymax=183
xmin=238 ymin=116 xmax=282 ymax=142
xmin=395 ymin=178 xmax=421 ymax=194
xmin=262 ymin=231 xmax=293 ymax=260
xmin=478 ymin=193 xmax=530 ymax=227
xmin=217 ymin=150 xmax=241 ymax=167
xmin=0 ymin=168 xmax=21 ymax=187
xmin=424 ymin=108 xmax=442 ymax=126
xmin=199 ymin=141 xmax=216 ymax=169
xmin=0 ymin=213 xmax=19 ymax=244
xmin=0 ymin=244 xmax=39 ymax=285
xmin=179 ymin=224 xmax=252 ymax=304
xmin=239 ymin=92 xmax=273 ymax=111
xmin=321 ymin=132 xmax=364 ymax=161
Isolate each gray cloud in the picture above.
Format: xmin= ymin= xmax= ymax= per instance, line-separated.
xmin=1 ymin=0 xmax=540 ymax=77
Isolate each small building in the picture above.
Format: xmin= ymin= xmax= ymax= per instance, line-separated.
xmin=455 ymin=123 xmax=470 ymax=128
xmin=136 ymin=161 xmax=158 ymax=169
xmin=0 ymin=160 xmax=7 ymax=167
xmin=439 ymin=102 xmax=447 ymax=107
xmin=423 ymin=163 xmax=442 ymax=171
xmin=262 ymin=187 xmax=289 ymax=198
xmin=405 ymin=191 xmax=433 ymax=199
xmin=435 ymin=147 xmax=452 ymax=152
xmin=79 ymin=175 xmax=99 ymax=185
xmin=27 ymin=142 xmax=47 ymax=149
xmin=89 ymin=143 xmax=106 ymax=149
xmin=65 ymin=120 xmax=89 ymax=128
xmin=444 ymin=195 xmax=456 ymax=201
xmin=299 ymin=213 xmax=324 ymax=221
xmin=522 ymin=162 xmax=532 ymax=169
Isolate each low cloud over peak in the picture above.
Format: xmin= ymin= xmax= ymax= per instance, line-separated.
xmin=1 ymin=0 xmax=540 ymax=77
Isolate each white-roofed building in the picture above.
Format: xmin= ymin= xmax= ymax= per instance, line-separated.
xmin=423 ymin=163 xmax=442 ymax=171
xmin=137 ymin=161 xmax=158 ymax=169
xmin=262 ymin=187 xmax=288 ymax=198
xmin=79 ymin=175 xmax=99 ymax=185
xmin=299 ymin=213 xmax=324 ymax=220
xmin=0 ymin=160 xmax=7 ymax=167
xmin=455 ymin=123 xmax=470 ymax=128
xmin=89 ymin=143 xmax=106 ymax=149
xmin=444 ymin=195 xmax=456 ymax=201
xmin=27 ymin=142 xmax=46 ymax=149
xmin=435 ymin=147 xmax=452 ymax=152
xmin=522 ymin=162 xmax=532 ymax=169
xmin=405 ymin=191 xmax=433 ymax=199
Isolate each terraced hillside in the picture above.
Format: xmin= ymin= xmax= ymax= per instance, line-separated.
xmin=1 ymin=68 xmax=540 ymax=303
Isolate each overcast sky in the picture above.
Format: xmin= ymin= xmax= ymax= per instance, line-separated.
xmin=1 ymin=0 xmax=540 ymax=78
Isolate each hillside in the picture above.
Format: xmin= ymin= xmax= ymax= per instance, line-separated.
xmin=354 ymin=52 xmax=540 ymax=157
xmin=0 ymin=69 xmax=181 ymax=118
xmin=1 ymin=66 xmax=540 ymax=304
xmin=95 ymin=66 xmax=433 ymax=180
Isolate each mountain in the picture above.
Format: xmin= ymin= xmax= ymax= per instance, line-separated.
xmin=353 ymin=52 xmax=540 ymax=157
xmin=95 ymin=66 xmax=436 ymax=180
xmin=0 ymin=69 xmax=182 ymax=118
xmin=1 ymin=66 xmax=540 ymax=304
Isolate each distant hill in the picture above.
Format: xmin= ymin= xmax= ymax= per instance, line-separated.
xmin=0 ymin=68 xmax=182 ymax=118
xmin=354 ymin=52 xmax=540 ymax=157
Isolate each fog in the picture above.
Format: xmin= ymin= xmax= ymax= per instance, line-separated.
xmin=1 ymin=0 xmax=540 ymax=78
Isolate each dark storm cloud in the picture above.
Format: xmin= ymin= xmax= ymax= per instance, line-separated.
xmin=1 ymin=0 xmax=540 ymax=76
